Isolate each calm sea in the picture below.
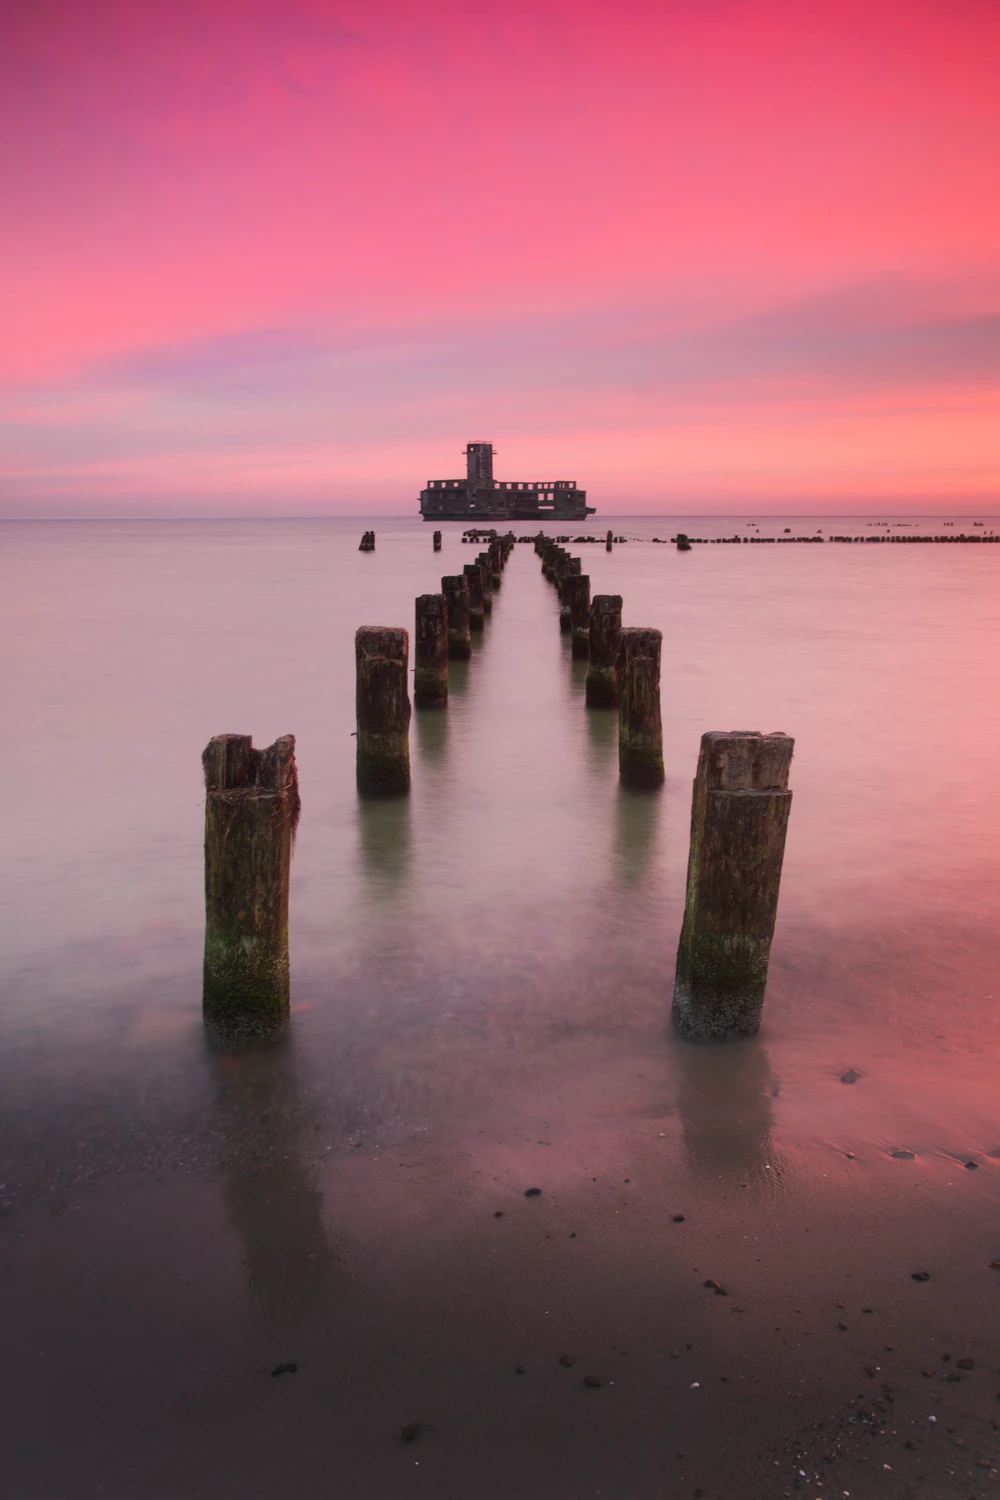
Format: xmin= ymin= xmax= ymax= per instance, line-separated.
xmin=2 ymin=513 xmax=999 ymax=1497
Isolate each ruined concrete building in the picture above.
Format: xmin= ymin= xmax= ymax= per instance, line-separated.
xmin=419 ymin=442 xmax=594 ymax=521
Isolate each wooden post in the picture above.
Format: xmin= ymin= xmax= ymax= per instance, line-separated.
xmin=489 ymin=538 xmax=502 ymax=588
xmin=433 ymin=530 xmax=442 ymax=552
xmin=618 ymin=627 xmax=664 ymax=786
xmin=202 ymin=734 xmax=299 ymax=1033
xmin=441 ymin=575 xmax=472 ymax=659
xmin=673 ymin=733 xmax=793 ymax=1041
xmin=606 ymin=529 xmax=613 ymax=550
xmin=414 ymin=594 xmax=449 ymax=707
xmin=559 ymin=557 xmax=581 ymax=633
xmin=356 ymin=627 xmax=411 ymax=795
xmin=359 ymin=530 xmax=375 ymax=552
xmin=565 ymin=573 xmax=591 ymax=658
xmin=586 ymin=594 xmax=622 ymax=706
xmin=476 ymin=553 xmax=493 ymax=615
xmin=463 ymin=563 xmax=486 ymax=630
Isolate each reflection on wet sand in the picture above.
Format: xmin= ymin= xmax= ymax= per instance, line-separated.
xmin=614 ymin=782 xmax=662 ymax=885
xmin=210 ymin=1036 xmax=337 ymax=1329
xmin=673 ymin=1035 xmax=776 ymax=1183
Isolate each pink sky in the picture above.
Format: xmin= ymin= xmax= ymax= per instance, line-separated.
xmin=2 ymin=0 xmax=999 ymax=515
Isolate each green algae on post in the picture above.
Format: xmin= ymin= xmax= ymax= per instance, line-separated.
xmin=586 ymin=594 xmax=622 ymax=707
xmin=202 ymin=733 xmax=299 ymax=1035
xmin=413 ymin=593 xmax=449 ymax=708
xmin=441 ymin=575 xmax=472 ymax=659
xmin=617 ymin=627 xmax=664 ymax=787
xmin=355 ymin=626 xmax=411 ymax=795
xmin=673 ymin=731 xmax=794 ymax=1041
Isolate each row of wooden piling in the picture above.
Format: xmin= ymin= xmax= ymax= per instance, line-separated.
xmin=535 ymin=535 xmax=665 ymax=788
xmin=202 ymin=533 xmax=793 ymax=1048
xmin=358 ymin=532 xmax=516 ymax=793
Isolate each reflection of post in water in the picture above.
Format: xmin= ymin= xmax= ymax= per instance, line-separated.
xmin=211 ymin=1037 xmax=337 ymax=1330
xmin=414 ymin=695 xmax=450 ymax=769
xmin=357 ymin=792 xmax=411 ymax=887
xmin=446 ymin=656 xmax=471 ymax=699
xmin=586 ymin=703 xmax=618 ymax=774
xmin=568 ymin=654 xmax=589 ymax=696
xmin=674 ymin=1036 xmax=775 ymax=1182
xmin=614 ymin=783 xmax=662 ymax=886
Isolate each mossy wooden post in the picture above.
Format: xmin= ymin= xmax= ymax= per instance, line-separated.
xmin=441 ymin=575 xmax=472 ymax=659
xmin=356 ymin=627 xmax=411 ymax=795
xmin=489 ymin=538 xmax=503 ymax=588
xmin=414 ymin=594 xmax=449 ymax=707
xmin=586 ymin=594 xmax=622 ymax=705
xmin=618 ymin=627 xmax=664 ymax=786
xmin=559 ymin=557 xmax=581 ymax=633
xmin=202 ymin=734 xmax=299 ymax=1034
xmin=566 ymin=573 xmax=591 ymax=658
xmin=673 ymin=732 xmax=794 ymax=1041
xmin=476 ymin=553 xmax=493 ymax=615
xmin=433 ymin=530 xmax=442 ymax=552
xmin=606 ymin=529 xmax=613 ymax=551
xmin=463 ymin=563 xmax=486 ymax=630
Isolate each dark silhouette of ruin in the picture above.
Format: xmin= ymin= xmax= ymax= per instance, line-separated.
xmin=420 ymin=442 xmax=594 ymax=521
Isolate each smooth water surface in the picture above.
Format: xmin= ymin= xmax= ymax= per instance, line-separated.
xmin=2 ymin=516 xmax=1000 ymax=1497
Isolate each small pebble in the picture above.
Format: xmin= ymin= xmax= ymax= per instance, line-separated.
xmin=524 ymin=1188 xmax=542 ymax=1198
xmin=270 ymin=1363 xmax=298 ymax=1377
xmin=966 ymin=1161 xmax=979 ymax=1170
xmin=515 ymin=1365 xmax=526 ymax=1375
xmin=703 ymin=1280 xmax=727 ymax=1296
xmin=841 ymin=1070 xmax=862 ymax=1084
xmin=494 ymin=1210 xmax=504 ymax=1218
xmin=892 ymin=1150 xmax=916 ymax=1160
xmin=911 ymin=1271 xmax=931 ymax=1282
xmin=400 ymin=1423 xmax=421 ymax=1442
xmin=673 ymin=1214 xmax=686 ymax=1223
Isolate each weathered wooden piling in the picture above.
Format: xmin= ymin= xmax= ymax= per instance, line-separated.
xmin=441 ymin=575 xmax=472 ymax=659
xmin=202 ymin=733 xmax=299 ymax=1033
xmin=672 ymin=732 xmax=793 ymax=1041
xmin=414 ymin=594 xmax=449 ymax=707
xmin=586 ymin=594 xmax=622 ymax=705
xmin=477 ymin=553 xmax=493 ymax=615
xmin=359 ymin=530 xmax=375 ymax=552
xmin=565 ymin=573 xmax=591 ymax=658
xmin=676 ymin=533 xmax=692 ymax=551
xmin=606 ymin=529 xmax=613 ymax=552
xmin=463 ymin=562 xmax=486 ymax=630
xmin=489 ymin=539 xmax=502 ymax=588
xmin=618 ymin=627 xmax=664 ymax=786
xmin=356 ymin=627 xmax=411 ymax=795
xmin=559 ymin=557 xmax=581 ymax=633
xmin=433 ymin=530 xmax=442 ymax=552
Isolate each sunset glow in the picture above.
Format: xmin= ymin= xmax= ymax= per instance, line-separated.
xmin=3 ymin=0 xmax=1000 ymax=514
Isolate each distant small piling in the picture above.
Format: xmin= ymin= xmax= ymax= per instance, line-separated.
xmin=202 ymin=733 xmax=299 ymax=1033
xmin=606 ymin=529 xmax=613 ymax=552
xmin=559 ymin=557 xmax=581 ymax=633
xmin=433 ymin=531 xmax=442 ymax=552
xmin=565 ymin=573 xmax=591 ymax=658
xmin=414 ymin=594 xmax=449 ymax=707
xmin=676 ymin=533 xmax=691 ymax=552
xmin=477 ymin=553 xmax=494 ymax=615
xmin=586 ymin=595 xmax=622 ymax=706
xmin=359 ymin=530 xmax=375 ymax=552
xmin=463 ymin=562 xmax=486 ymax=630
xmin=356 ymin=627 xmax=411 ymax=795
xmin=489 ymin=538 xmax=503 ymax=588
xmin=673 ymin=732 xmax=793 ymax=1041
xmin=441 ymin=575 xmax=472 ymax=659
xmin=618 ymin=628 xmax=664 ymax=787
